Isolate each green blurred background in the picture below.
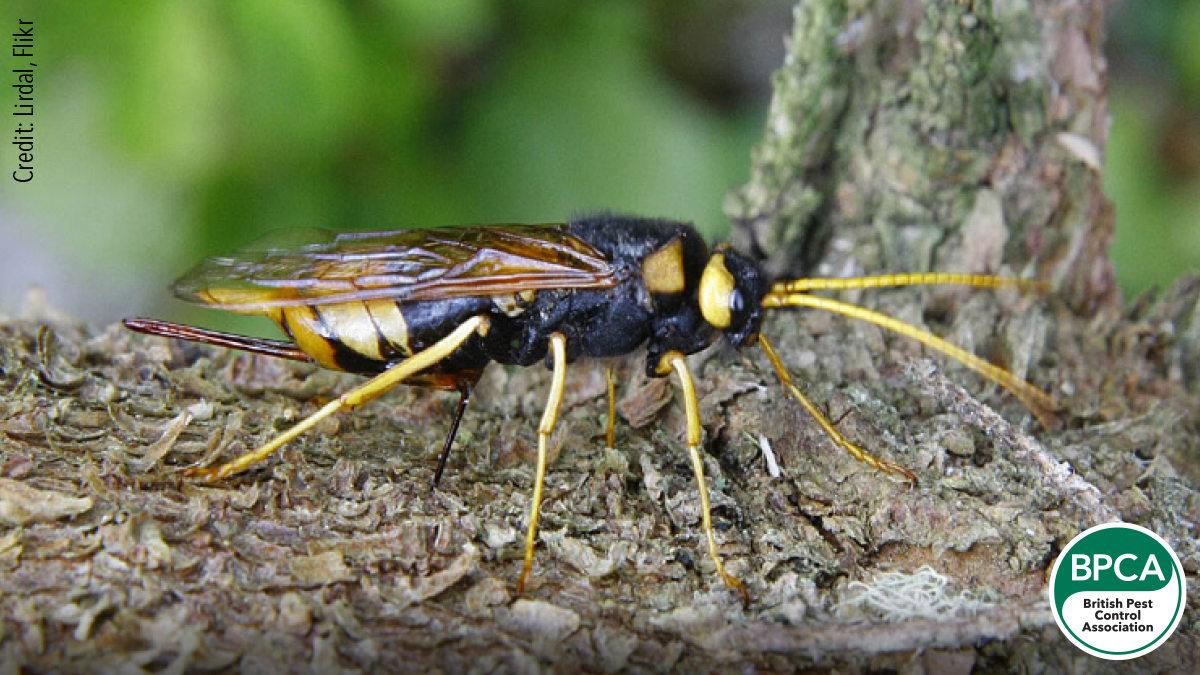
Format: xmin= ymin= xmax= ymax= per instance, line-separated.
xmin=1106 ymin=0 xmax=1200 ymax=300
xmin=0 ymin=0 xmax=1197 ymax=329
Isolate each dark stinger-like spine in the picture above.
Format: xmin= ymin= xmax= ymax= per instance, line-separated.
xmin=125 ymin=212 xmax=1054 ymax=602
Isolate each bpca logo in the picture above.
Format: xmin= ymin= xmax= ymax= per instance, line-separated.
xmin=1049 ymin=523 xmax=1186 ymax=660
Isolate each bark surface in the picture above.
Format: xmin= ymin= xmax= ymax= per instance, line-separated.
xmin=2 ymin=1 xmax=1198 ymax=673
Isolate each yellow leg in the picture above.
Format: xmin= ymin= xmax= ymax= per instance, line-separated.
xmin=658 ymin=351 xmax=748 ymax=603
xmin=604 ymin=365 xmax=617 ymax=449
xmin=186 ymin=316 xmax=490 ymax=482
xmin=516 ymin=333 xmax=568 ymax=595
xmin=758 ymin=334 xmax=916 ymax=482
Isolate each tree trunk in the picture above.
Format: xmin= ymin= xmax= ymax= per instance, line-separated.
xmin=728 ymin=0 xmax=1118 ymax=315
xmin=2 ymin=1 xmax=1198 ymax=673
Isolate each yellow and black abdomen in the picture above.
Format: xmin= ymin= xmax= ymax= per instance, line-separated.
xmin=178 ymin=216 xmax=728 ymax=379
xmin=274 ymin=296 xmax=494 ymax=375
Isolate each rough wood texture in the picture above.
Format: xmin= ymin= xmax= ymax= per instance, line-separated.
xmin=2 ymin=1 xmax=1198 ymax=673
xmin=727 ymin=0 xmax=1118 ymax=315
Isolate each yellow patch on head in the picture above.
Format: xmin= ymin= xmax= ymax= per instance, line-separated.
xmin=698 ymin=254 xmax=735 ymax=328
xmin=642 ymin=239 xmax=686 ymax=295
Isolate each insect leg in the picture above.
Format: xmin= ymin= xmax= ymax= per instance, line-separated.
xmin=604 ymin=365 xmax=617 ymax=449
xmin=658 ymin=351 xmax=749 ymax=604
xmin=758 ymin=334 xmax=916 ymax=482
xmin=432 ymin=375 xmax=479 ymax=487
xmin=516 ymin=333 xmax=568 ymax=596
xmin=186 ymin=316 xmax=490 ymax=482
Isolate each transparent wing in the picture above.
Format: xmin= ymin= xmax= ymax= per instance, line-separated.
xmin=172 ymin=224 xmax=616 ymax=312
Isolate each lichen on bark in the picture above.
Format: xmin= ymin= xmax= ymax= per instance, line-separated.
xmin=1 ymin=1 xmax=1198 ymax=673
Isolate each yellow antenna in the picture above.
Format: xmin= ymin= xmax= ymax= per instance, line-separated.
xmin=759 ymin=334 xmax=916 ymax=482
xmin=772 ymin=272 xmax=1049 ymax=294
xmin=761 ymin=281 xmax=1057 ymax=425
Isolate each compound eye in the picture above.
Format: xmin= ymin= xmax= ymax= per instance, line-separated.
xmin=729 ymin=289 xmax=744 ymax=314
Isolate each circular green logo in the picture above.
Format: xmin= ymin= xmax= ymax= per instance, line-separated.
xmin=1049 ymin=523 xmax=1186 ymax=659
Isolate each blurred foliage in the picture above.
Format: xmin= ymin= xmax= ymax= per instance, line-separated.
xmin=0 ymin=0 xmax=1196 ymax=325
xmin=1105 ymin=0 xmax=1200 ymax=297
xmin=0 ymin=0 xmax=780 ymax=325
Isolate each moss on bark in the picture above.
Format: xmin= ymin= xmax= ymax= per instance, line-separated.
xmin=2 ymin=1 xmax=1198 ymax=673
